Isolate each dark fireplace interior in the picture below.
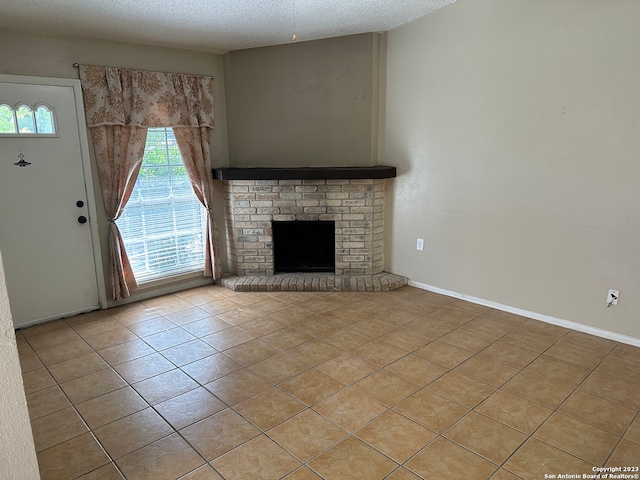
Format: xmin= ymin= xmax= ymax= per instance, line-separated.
xmin=272 ymin=221 xmax=335 ymax=273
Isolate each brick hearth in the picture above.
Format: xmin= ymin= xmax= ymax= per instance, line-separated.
xmin=218 ymin=272 xmax=407 ymax=292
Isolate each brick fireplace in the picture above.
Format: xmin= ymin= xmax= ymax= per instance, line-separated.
xmin=213 ymin=167 xmax=407 ymax=292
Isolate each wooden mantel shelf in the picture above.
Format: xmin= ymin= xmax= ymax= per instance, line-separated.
xmin=212 ymin=165 xmax=396 ymax=181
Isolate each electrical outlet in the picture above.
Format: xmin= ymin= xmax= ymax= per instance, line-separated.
xmin=607 ymin=289 xmax=619 ymax=306
xmin=416 ymin=238 xmax=424 ymax=251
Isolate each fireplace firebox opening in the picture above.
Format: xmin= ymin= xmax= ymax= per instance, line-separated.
xmin=272 ymin=221 xmax=335 ymax=273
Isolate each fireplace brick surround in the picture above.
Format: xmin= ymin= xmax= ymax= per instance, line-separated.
xmin=215 ymin=167 xmax=407 ymax=292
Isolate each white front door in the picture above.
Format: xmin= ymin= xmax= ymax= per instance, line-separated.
xmin=0 ymin=76 xmax=105 ymax=328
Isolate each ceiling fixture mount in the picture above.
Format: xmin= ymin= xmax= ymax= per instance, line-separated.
xmin=292 ymin=0 xmax=297 ymax=41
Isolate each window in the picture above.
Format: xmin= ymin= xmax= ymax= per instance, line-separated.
xmin=117 ymin=128 xmax=205 ymax=283
xmin=0 ymin=103 xmax=56 ymax=135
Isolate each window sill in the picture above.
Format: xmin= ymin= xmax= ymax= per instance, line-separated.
xmin=107 ymin=271 xmax=213 ymax=308
xmin=135 ymin=270 xmax=205 ymax=291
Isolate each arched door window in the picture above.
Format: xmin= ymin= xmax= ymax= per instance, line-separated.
xmin=0 ymin=103 xmax=56 ymax=135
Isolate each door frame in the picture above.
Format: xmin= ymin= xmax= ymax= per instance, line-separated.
xmin=0 ymin=74 xmax=108 ymax=315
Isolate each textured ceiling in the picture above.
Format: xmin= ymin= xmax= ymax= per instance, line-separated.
xmin=0 ymin=0 xmax=457 ymax=53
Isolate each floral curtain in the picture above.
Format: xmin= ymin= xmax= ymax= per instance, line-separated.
xmin=95 ymin=125 xmax=147 ymax=300
xmin=173 ymin=127 xmax=222 ymax=279
xmin=79 ymin=65 xmax=218 ymax=301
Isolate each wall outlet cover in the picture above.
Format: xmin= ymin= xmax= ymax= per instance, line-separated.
xmin=607 ymin=289 xmax=619 ymax=306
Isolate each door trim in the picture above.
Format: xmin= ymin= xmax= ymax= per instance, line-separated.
xmin=0 ymin=74 xmax=108 ymax=313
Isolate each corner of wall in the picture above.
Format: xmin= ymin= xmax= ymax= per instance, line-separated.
xmin=375 ymin=32 xmax=387 ymax=165
xmin=221 ymin=52 xmax=236 ymax=167
xmin=370 ymin=33 xmax=381 ymax=165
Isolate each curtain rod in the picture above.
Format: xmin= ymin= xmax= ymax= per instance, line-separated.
xmin=71 ymin=63 xmax=213 ymax=79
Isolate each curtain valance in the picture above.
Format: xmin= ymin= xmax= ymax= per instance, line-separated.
xmin=79 ymin=65 xmax=214 ymax=128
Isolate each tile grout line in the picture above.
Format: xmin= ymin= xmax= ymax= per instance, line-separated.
xmin=27 ymin=330 xmax=125 ymax=479
xmin=496 ymin=339 xmax=622 ymax=475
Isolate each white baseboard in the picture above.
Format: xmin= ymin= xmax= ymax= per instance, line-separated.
xmin=14 ymin=306 xmax=98 ymax=329
xmin=408 ymin=280 xmax=640 ymax=348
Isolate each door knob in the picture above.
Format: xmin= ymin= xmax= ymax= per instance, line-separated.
xmin=78 ymin=216 xmax=87 ymax=224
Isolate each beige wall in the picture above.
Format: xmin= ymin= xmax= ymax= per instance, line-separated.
xmin=0 ymin=252 xmax=40 ymax=479
xmin=224 ymin=34 xmax=381 ymax=167
xmin=383 ymin=0 xmax=640 ymax=340
xmin=0 ymin=29 xmax=230 ymax=298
